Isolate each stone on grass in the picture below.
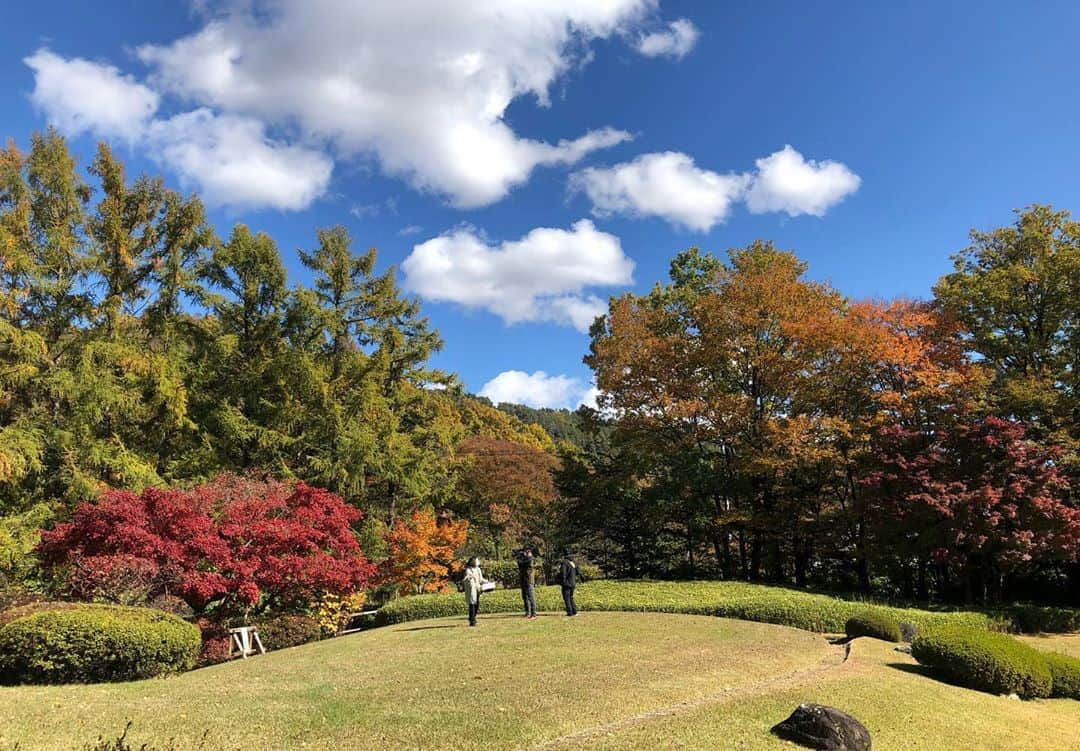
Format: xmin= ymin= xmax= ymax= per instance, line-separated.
xmin=894 ymin=644 xmax=912 ymax=654
xmin=771 ymin=703 xmax=871 ymax=751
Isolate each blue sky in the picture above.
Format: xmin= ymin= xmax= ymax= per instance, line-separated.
xmin=4 ymin=1 xmax=1080 ymax=408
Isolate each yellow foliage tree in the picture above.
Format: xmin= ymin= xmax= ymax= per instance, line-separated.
xmin=382 ymin=509 xmax=468 ymax=595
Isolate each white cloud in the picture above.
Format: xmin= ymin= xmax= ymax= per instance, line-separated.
xmin=636 ymin=19 xmax=700 ymax=59
xmin=146 ymin=110 xmax=333 ymax=211
xmin=480 ymin=370 xmax=593 ymax=409
xmin=24 ymin=49 xmax=159 ymax=141
xmin=24 ymin=49 xmax=331 ymax=211
xmin=401 ymin=219 xmax=632 ymax=332
xmin=572 ymin=146 xmax=860 ymax=230
xmin=571 ymin=151 xmax=749 ymax=231
xmin=579 ymin=385 xmax=602 ymax=410
xmin=744 ymin=145 xmax=862 ymax=217
xmin=134 ymin=1 xmax=654 ymax=207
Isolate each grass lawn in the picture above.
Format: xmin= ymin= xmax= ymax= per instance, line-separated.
xmin=1 ymin=610 xmax=1078 ymax=750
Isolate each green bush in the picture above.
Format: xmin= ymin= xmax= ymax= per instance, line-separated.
xmin=374 ymin=580 xmax=993 ymax=634
xmin=1001 ymin=603 xmax=1080 ymax=634
xmin=845 ymin=610 xmax=902 ymax=642
xmin=248 ymin=614 xmax=321 ymax=651
xmin=480 ymin=559 xmax=546 ymax=587
xmin=911 ymin=625 xmax=1052 ymax=698
xmin=0 ymin=604 xmax=200 ymax=684
xmin=1045 ymin=652 xmax=1080 ymax=699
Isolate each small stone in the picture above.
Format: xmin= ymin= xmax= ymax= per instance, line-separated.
xmin=1006 ymin=693 xmax=1020 ymax=701
xmin=893 ymin=644 xmax=912 ymax=654
xmin=771 ymin=703 xmax=871 ymax=751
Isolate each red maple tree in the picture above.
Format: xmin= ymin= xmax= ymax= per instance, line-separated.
xmin=38 ymin=475 xmax=375 ymax=613
xmin=867 ymin=416 xmax=1078 ymax=601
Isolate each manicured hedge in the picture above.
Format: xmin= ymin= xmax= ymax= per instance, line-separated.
xmin=911 ymin=625 xmax=1053 ymax=699
xmin=0 ymin=604 xmax=200 ymax=684
xmin=845 ymin=610 xmax=902 ymax=642
xmin=479 ymin=558 xmax=604 ymax=588
xmin=999 ymin=603 xmax=1080 ymax=634
xmin=1045 ymin=652 xmax=1080 ymax=699
xmin=480 ymin=559 xmax=546 ymax=587
xmin=373 ymin=580 xmax=994 ymax=634
xmin=248 ymin=614 xmax=322 ymax=651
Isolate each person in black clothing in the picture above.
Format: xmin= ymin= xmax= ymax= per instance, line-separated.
xmin=515 ymin=547 xmax=537 ymax=619
xmin=559 ymin=549 xmax=578 ymax=616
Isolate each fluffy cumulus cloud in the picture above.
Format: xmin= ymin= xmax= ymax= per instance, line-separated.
xmin=743 ymin=145 xmax=862 ymax=217
xmin=24 ymin=2 xmax=702 ymax=210
xmin=401 ymin=219 xmax=633 ymax=332
xmin=479 ymin=370 xmax=594 ymax=409
xmin=130 ymin=0 xmax=670 ymax=208
xmin=23 ymin=49 xmax=332 ymax=210
xmin=572 ymin=145 xmax=860 ymax=230
xmin=24 ymin=49 xmax=159 ymax=141
xmin=146 ymin=110 xmax=333 ymax=210
xmin=571 ymin=151 xmax=749 ymax=231
xmin=635 ymin=19 xmax=700 ymax=58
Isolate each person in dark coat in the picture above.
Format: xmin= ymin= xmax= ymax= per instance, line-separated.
xmin=559 ymin=549 xmax=578 ymax=616
xmin=515 ymin=547 xmax=537 ymax=619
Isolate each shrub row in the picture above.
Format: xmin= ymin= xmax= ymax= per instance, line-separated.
xmin=0 ymin=604 xmax=201 ymax=684
xmin=845 ymin=610 xmax=902 ymax=642
xmin=374 ymin=580 xmax=996 ymax=634
xmin=998 ymin=603 xmax=1080 ymax=634
xmin=195 ymin=613 xmax=324 ymax=667
xmin=478 ymin=559 xmax=604 ymax=588
xmin=912 ymin=625 xmax=1080 ymax=699
xmin=1045 ymin=652 xmax=1080 ymax=700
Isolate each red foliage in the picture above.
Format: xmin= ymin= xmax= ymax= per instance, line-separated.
xmin=868 ymin=416 xmax=1078 ymax=583
xmin=38 ymin=475 xmax=375 ymax=614
xmin=65 ymin=554 xmax=160 ymax=605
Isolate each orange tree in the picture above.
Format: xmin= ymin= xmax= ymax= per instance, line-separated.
xmin=381 ymin=508 xmax=468 ymax=595
xmin=454 ymin=436 xmax=558 ymax=558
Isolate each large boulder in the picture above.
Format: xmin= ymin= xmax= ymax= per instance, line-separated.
xmin=771 ymin=703 xmax=871 ymax=751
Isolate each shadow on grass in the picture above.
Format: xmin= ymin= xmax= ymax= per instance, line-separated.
xmin=395 ymin=624 xmax=463 ymax=632
xmin=886 ymin=661 xmax=935 ymax=678
xmin=885 ymin=660 xmax=981 ymax=694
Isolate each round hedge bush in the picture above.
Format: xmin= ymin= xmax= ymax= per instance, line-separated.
xmin=1045 ymin=652 xmax=1080 ymax=699
xmin=0 ymin=604 xmax=200 ymax=684
xmin=911 ymin=625 xmax=1052 ymax=699
xmin=845 ymin=609 xmax=902 ymax=642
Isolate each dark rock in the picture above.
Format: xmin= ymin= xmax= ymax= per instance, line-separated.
xmin=771 ymin=703 xmax=871 ymax=751
xmin=894 ymin=644 xmax=912 ymax=654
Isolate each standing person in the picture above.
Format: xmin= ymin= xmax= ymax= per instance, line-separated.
xmin=515 ymin=547 xmax=537 ymax=619
xmin=559 ymin=549 xmax=579 ymax=616
xmin=463 ymin=557 xmax=486 ymax=627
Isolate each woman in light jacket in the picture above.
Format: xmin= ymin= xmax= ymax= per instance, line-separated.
xmin=463 ymin=556 xmax=486 ymax=626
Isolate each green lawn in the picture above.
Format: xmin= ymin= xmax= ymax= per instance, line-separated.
xmin=1 ymin=609 xmax=1077 ymax=750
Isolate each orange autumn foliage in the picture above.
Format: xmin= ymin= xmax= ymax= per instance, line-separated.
xmin=381 ymin=509 xmax=468 ymax=595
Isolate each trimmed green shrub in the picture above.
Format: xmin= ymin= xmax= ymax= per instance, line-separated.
xmin=845 ymin=610 xmax=902 ymax=642
xmin=0 ymin=604 xmax=200 ymax=684
xmin=480 ymin=558 xmax=546 ymax=587
xmin=374 ymin=580 xmax=993 ymax=634
xmin=911 ymin=625 xmax=1052 ymax=698
xmin=1045 ymin=652 xmax=1080 ymax=699
xmin=899 ymin=621 xmax=919 ymax=642
xmin=248 ymin=614 xmax=321 ymax=651
xmin=1001 ymin=604 xmax=1080 ymax=634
